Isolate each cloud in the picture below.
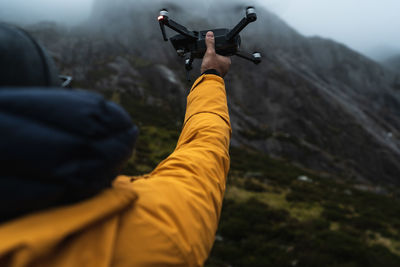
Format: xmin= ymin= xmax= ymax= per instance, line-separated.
xmin=0 ymin=0 xmax=94 ymax=25
xmin=260 ymin=0 xmax=400 ymax=59
xmin=0 ymin=0 xmax=399 ymax=59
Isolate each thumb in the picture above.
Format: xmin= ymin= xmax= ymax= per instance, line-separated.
xmin=205 ymin=31 xmax=215 ymax=54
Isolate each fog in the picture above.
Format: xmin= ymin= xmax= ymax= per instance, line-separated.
xmin=264 ymin=0 xmax=400 ymax=60
xmin=0 ymin=0 xmax=399 ymax=60
xmin=0 ymin=0 xmax=93 ymax=25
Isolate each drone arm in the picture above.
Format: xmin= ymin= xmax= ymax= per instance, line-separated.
xmin=226 ymin=17 xmax=249 ymax=41
xmin=235 ymin=51 xmax=261 ymax=64
xmin=163 ymin=18 xmax=198 ymax=40
xmin=226 ymin=7 xmax=257 ymax=41
xmin=159 ymin=20 xmax=168 ymax=41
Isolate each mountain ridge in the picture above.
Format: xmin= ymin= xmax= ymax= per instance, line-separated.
xmin=26 ymin=0 xmax=400 ymax=185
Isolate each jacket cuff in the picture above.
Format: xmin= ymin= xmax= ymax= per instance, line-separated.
xmin=201 ymin=69 xmax=221 ymax=77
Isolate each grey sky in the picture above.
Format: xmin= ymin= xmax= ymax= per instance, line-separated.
xmin=0 ymin=0 xmax=399 ymax=59
xmin=262 ymin=0 xmax=400 ymax=59
xmin=0 ymin=0 xmax=93 ymax=25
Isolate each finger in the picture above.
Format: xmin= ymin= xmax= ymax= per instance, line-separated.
xmin=205 ymin=31 xmax=215 ymax=54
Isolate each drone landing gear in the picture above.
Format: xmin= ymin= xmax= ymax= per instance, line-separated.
xmin=185 ymin=53 xmax=194 ymax=81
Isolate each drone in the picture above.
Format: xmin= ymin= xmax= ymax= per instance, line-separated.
xmin=157 ymin=6 xmax=262 ymax=80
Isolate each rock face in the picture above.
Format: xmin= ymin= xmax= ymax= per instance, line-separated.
xmin=27 ymin=0 xmax=400 ymax=185
xmin=383 ymin=55 xmax=400 ymax=73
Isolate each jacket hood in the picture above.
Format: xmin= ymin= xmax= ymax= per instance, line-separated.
xmin=0 ymin=23 xmax=61 ymax=87
xmin=0 ymin=88 xmax=138 ymax=222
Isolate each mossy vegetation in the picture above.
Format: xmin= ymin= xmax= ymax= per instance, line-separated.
xmin=118 ymin=94 xmax=181 ymax=176
xmin=104 ymin=88 xmax=400 ymax=266
xmin=226 ymin=185 xmax=323 ymax=222
xmin=206 ymin=147 xmax=400 ymax=266
xmin=238 ymin=126 xmax=272 ymax=140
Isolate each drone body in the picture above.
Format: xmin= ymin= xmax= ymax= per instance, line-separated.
xmin=158 ymin=7 xmax=261 ymax=79
xmin=169 ymin=28 xmax=239 ymax=58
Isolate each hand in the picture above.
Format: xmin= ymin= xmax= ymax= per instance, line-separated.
xmin=201 ymin=31 xmax=231 ymax=78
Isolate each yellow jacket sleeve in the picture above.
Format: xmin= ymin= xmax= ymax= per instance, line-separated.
xmin=113 ymin=74 xmax=231 ymax=267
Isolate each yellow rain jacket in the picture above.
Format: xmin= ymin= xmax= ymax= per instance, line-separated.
xmin=0 ymin=74 xmax=231 ymax=267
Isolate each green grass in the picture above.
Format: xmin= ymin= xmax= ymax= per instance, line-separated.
xmin=103 ymin=89 xmax=182 ymax=176
xmin=102 ymin=88 xmax=400 ymax=266
xmin=122 ymin=124 xmax=180 ymax=176
xmin=226 ymin=184 xmax=323 ymax=222
xmin=206 ymin=146 xmax=400 ymax=266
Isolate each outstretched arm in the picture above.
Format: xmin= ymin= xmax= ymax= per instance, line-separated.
xmin=114 ymin=32 xmax=232 ymax=267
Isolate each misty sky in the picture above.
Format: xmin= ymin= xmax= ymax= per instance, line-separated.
xmin=264 ymin=0 xmax=400 ymax=59
xmin=0 ymin=0 xmax=399 ymax=59
xmin=0 ymin=0 xmax=93 ymax=25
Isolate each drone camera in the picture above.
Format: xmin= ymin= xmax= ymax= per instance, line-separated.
xmin=253 ymin=52 xmax=262 ymax=64
xmin=177 ymin=49 xmax=185 ymax=57
xmin=253 ymin=52 xmax=261 ymax=58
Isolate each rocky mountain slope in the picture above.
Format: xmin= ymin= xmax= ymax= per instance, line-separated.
xmin=383 ymin=55 xmax=400 ymax=73
xmin=27 ymin=0 xmax=400 ymax=185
